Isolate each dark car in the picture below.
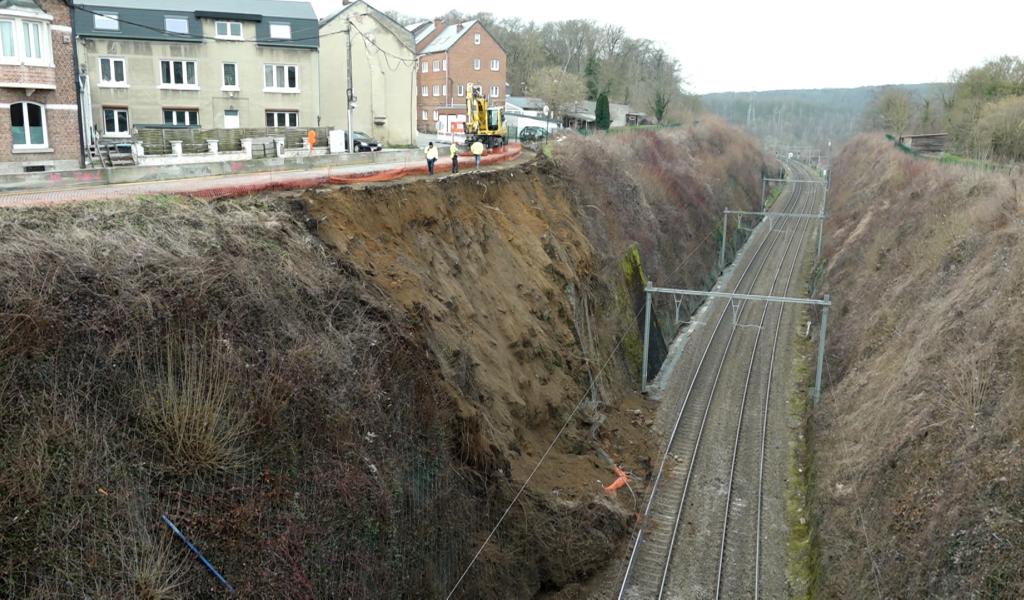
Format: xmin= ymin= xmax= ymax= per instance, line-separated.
xmin=349 ymin=131 xmax=382 ymax=152
xmin=519 ymin=126 xmax=549 ymax=142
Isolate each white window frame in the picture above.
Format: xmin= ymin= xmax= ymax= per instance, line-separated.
xmin=442 ymin=58 xmax=447 ymax=71
xmin=263 ymin=63 xmax=299 ymax=92
xmin=442 ymin=84 xmax=447 ymax=96
xmin=214 ymin=21 xmax=243 ymax=40
xmin=457 ymin=84 xmax=465 ymax=97
xmin=221 ymin=62 xmax=239 ymax=91
xmin=0 ymin=16 xmax=52 ymax=67
xmin=489 ymin=85 xmax=499 ymax=98
xmin=266 ymin=110 xmax=298 ymax=128
xmin=268 ymin=22 xmax=291 ymax=40
xmin=421 ymin=110 xmax=427 ymax=120
xmin=164 ymin=16 xmax=189 ymax=35
xmin=10 ymin=101 xmax=47 ymax=150
xmin=163 ymin=108 xmax=199 ymax=126
xmin=432 ymin=59 xmax=440 ymax=72
xmin=490 ymin=59 xmax=499 ymax=71
xmin=432 ymin=84 xmax=440 ymax=97
xmin=432 ymin=110 xmax=438 ymax=121
xmin=98 ymin=57 xmax=127 ymax=87
xmin=159 ymin=59 xmax=199 ymax=90
xmin=473 ymin=58 xmax=480 ymax=71
xmin=94 ymin=13 xmax=119 ymax=31
xmin=421 ymin=85 xmax=428 ymax=97
xmin=473 ymin=33 xmax=481 ymax=45
xmin=102 ymin=107 xmax=130 ymax=137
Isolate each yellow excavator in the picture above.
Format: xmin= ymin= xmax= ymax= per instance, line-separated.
xmin=465 ymin=82 xmax=507 ymax=148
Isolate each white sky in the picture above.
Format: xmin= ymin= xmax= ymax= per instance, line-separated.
xmin=302 ymin=0 xmax=1024 ymax=94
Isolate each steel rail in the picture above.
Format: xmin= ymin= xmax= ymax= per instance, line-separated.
xmin=616 ymin=177 xmax=807 ymax=600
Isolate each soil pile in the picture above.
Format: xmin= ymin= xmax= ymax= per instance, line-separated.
xmin=0 ymin=120 xmax=773 ymax=598
xmin=816 ymin=135 xmax=1024 ymax=597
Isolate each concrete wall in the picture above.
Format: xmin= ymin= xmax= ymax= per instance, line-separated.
xmin=319 ymin=5 xmax=416 ymax=147
xmin=77 ymin=20 xmax=320 ymax=141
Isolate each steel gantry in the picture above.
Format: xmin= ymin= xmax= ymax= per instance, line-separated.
xmin=640 ymin=283 xmax=831 ymax=405
xmin=719 ymin=208 xmax=828 ymax=271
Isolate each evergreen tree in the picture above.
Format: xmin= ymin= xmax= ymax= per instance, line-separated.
xmin=585 ymin=55 xmax=600 ymax=101
xmin=596 ymin=93 xmax=611 ymax=130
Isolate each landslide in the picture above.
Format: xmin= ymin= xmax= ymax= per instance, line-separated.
xmin=0 ymin=120 xmax=772 ymax=599
xmin=815 ymin=136 xmax=1024 ymax=598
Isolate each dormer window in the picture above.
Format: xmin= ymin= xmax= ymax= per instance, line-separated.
xmin=94 ymin=13 xmax=119 ymax=31
xmin=269 ymin=22 xmax=291 ymax=40
xmin=215 ymin=21 xmax=243 ymax=40
xmin=164 ymin=16 xmax=189 ymax=35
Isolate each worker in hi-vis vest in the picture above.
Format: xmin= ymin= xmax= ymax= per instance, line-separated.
xmin=449 ymin=140 xmax=459 ymax=173
xmin=471 ymin=140 xmax=484 ymax=168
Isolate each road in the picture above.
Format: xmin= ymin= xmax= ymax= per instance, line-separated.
xmin=617 ymin=162 xmax=823 ymax=599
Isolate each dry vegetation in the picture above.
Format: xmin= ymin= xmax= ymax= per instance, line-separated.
xmin=815 ymin=135 xmax=1024 ymax=598
xmin=0 ymin=120 xmax=773 ymax=598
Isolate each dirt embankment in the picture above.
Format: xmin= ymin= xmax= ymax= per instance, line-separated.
xmin=0 ymin=120 xmax=771 ymax=598
xmin=815 ymin=135 xmax=1024 ymax=598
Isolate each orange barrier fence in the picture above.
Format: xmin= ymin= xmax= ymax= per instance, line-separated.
xmin=603 ymin=466 xmax=630 ymax=496
xmin=187 ymin=144 xmax=522 ymax=200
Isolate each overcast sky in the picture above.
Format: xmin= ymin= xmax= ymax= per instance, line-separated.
xmin=304 ymin=0 xmax=1024 ymax=94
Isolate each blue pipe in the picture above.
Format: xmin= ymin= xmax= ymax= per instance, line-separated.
xmin=161 ymin=513 xmax=236 ymax=593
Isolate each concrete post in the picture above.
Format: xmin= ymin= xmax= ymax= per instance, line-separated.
xmin=131 ymin=141 xmax=145 ymax=158
xmin=206 ymin=139 xmax=219 ymax=155
xmin=760 ymin=178 xmax=767 ymax=211
xmin=273 ymin=136 xmax=286 ymax=157
xmin=719 ymin=208 xmax=729 ymax=272
xmin=240 ymin=138 xmax=253 ymax=160
xmin=814 ymin=294 xmax=830 ymax=406
xmin=641 ymin=281 xmax=653 ymax=391
xmin=170 ymin=140 xmax=183 ymax=157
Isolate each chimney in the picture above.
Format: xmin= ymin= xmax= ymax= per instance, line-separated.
xmin=456 ymin=22 xmax=464 ymax=32
xmin=433 ymin=18 xmax=442 ymax=31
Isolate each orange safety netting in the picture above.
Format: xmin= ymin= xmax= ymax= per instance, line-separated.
xmin=184 ymin=144 xmax=523 ymax=200
xmin=603 ymin=466 xmax=630 ymax=496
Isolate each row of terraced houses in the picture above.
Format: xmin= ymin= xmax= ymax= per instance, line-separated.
xmin=0 ymin=0 xmax=507 ymax=174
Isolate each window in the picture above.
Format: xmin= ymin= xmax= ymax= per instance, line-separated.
xmin=215 ymin=21 xmax=242 ymax=40
xmin=264 ymin=64 xmax=298 ymax=91
xmin=473 ymin=33 xmax=481 ymax=45
xmin=421 ymin=85 xmax=427 ymax=97
xmin=457 ymin=84 xmax=465 ymax=97
xmin=160 ymin=59 xmax=198 ymax=88
xmin=432 ymin=84 xmax=440 ymax=96
xmin=421 ymin=110 xmax=427 ymax=120
xmin=103 ymin=107 xmax=129 ymax=136
xmin=164 ymin=16 xmax=189 ymax=35
xmin=432 ymin=59 xmax=440 ymax=72
xmin=94 ymin=13 xmax=119 ymax=31
xmin=0 ymin=21 xmax=12 ymax=59
xmin=490 ymin=59 xmax=499 ymax=71
xmin=269 ymin=22 xmax=291 ymax=39
xmin=432 ymin=110 xmax=438 ymax=120
xmin=266 ymin=111 xmax=298 ymax=127
xmin=442 ymin=84 xmax=447 ymax=96
xmin=0 ymin=18 xmax=50 ymax=65
xmin=163 ymin=109 xmax=199 ymax=126
xmin=489 ymin=85 xmax=499 ymax=98
xmin=442 ymin=58 xmax=447 ymax=71
xmin=473 ymin=58 xmax=480 ymax=71
xmin=10 ymin=102 xmax=46 ymax=149
xmin=222 ymin=63 xmax=238 ymax=89
xmin=99 ymin=57 xmax=126 ymax=86
xmin=421 ymin=61 xmax=428 ymax=73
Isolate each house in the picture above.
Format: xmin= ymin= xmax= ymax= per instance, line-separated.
xmin=318 ymin=0 xmax=414 ymax=146
xmin=505 ymin=96 xmax=546 ymax=118
xmin=71 ymin=0 xmax=319 ymax=150
xmin=562 ymin=100 xmax=635 ymax=130
xmin=0 ymin=0 xmax=82 ymax=174
xmin=413 ymin=18 xmax=505 ymax=135
xmin=504 ymin=96 xmax=558 ymax=138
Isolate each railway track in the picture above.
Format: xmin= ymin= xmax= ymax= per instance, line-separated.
xmin=618 ymin=163 xmax=821 ymax=600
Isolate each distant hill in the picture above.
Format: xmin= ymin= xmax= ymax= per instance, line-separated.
xmin=701 ymin=84 xmax=944 ymax=149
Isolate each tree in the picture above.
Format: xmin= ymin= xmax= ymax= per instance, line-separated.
xmin=866 ymin=87 xmax=915 ymax=135
xmin=527 ymin=66 xmax=587 ymax=120
xmin=974 ymin=96 xmax=1024 ymax=161
xmin=585 ymin=55 xmax=601 ymax=101
xmin=596 ymin=93 xmax=611 ymax=130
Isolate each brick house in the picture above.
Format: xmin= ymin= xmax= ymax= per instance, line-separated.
xmin=0 ymin=0 xmax=82 ymax=174
xmin=410 ymin=18 xmax=505 ymax=134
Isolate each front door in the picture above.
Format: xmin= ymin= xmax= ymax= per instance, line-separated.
xmin=224 ymin=110 xmax=240 ymax=129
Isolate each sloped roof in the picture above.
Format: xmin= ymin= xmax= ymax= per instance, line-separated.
xmin=419 ymin=19 xmax=476 ymax=54
xmin=507 ymin=96 xmax=547 ymax=112
xmin=408 ymin=21 xmax=435 ymax=45
xmin=0 ymin=0 xmax=45 ymax=14
xmin=318 ymin=0 xmax=413 ymax=51
xmin=73 ymin=0 xmax=316 ymax=20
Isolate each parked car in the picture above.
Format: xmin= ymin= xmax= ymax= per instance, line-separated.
xmin=348 ymin=131 xmax=382 ymax=152
xmin=519 ymin=126 xmax=549 ymax=142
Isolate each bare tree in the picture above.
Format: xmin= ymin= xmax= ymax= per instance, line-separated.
xmin=527 ymin=66 xmax=587 ymax=118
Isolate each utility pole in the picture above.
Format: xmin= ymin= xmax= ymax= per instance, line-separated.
xmin=345 ymin=18 xmax=355 ymax=154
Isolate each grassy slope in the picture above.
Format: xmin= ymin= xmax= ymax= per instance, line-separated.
xmin=815 ymin=135 xmax=1024 ymax=598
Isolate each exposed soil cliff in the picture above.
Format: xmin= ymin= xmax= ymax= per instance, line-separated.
xmin=816 ymin=136 xmax=1024 ymax=598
